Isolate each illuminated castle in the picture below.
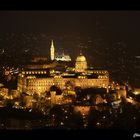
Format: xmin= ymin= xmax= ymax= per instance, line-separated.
xmin=18 ymin=68 xmax=109 ymax=93
xmin=17 ymin=40 xmax=109 ymax=102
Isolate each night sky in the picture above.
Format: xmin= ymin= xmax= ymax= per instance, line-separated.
xmin=0 ymin=11 xmax=140 ymax=53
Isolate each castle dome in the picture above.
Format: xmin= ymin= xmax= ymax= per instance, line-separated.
xmin=75 ymin=54 xmax=87 ymax=72
xmin=76 ymin=54 xmax=86 ymax=62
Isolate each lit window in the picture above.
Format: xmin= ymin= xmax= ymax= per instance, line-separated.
xmin=22 ymin=72 xmax=25 ymax=74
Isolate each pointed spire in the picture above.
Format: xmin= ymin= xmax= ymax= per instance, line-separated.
xmin=51 ymin=40 xmax=54 ymax=47
xmin=50 ymin=40 xmax=55 ymax=60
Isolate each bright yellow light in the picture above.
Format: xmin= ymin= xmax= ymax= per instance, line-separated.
xmin=78 ymin=76 xmax=86 ymax=79
xmin=27 ymin=76 xmax=36 ymax=79
xmin=50 ymin=70 xmax=55 ymax=74
xmin=67 ymin=91 xmax=75 ymax=95
xmin=133 ymin=91 xmax=140 ymax=95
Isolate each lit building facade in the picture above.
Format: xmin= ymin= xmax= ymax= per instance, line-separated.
xmin=74 ymin=106 xmax=90 ymax=115
xmin=50 ymin=91 xmax=63 ymax=105
xmin=17 ymin=69 xmax=109 ymax=95
xmin=55 ymin=54 xmax=71 ymax=61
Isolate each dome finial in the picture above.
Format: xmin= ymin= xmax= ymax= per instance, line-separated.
xmin=80 ymin=50 xmax=82 ymax=55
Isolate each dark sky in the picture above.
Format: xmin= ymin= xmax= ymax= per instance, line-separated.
xmin=0 ymin=11 xmax=140 ymax=52
xmin=0 ymin=11 xmax=140 ymax=33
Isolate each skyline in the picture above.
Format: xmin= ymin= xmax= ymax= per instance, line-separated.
xmin=0 ymin=11 xmax=140 ymax=132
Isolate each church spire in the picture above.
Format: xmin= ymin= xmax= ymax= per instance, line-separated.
xmin=50 ymin=40 xmax=55 ymax=60
xmin=51 ymin=40 xmax=54 ymax=46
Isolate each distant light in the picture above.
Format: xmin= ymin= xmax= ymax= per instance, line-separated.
xmin=96 ymin=122 xmax=100 ymax=126
xmin=60 ymin=122 xmax=64 ymax=125
xmin=135 ymin=56 xmax=140 ymax=58
xmin=133 ymin=91 xmax=140 ymax=95
xmin=84 ymin=124 xmax=87 ymax=127
xmin=1 ymin=123 xmax=4 ymax=127
xmin=133 ymin=117 xmax=136 ymax=120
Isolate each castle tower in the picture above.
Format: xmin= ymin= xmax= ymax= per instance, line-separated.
xmin=50 ymin=40 xmax=55 ymax=60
